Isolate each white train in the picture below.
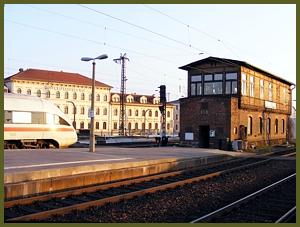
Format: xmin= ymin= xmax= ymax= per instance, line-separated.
xmin=4 ymin=93 xmax=78 ymax=149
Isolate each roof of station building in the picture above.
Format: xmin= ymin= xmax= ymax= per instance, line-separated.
xmin=4 ymin=68 xmax=113 ymax=88
xmin=179 ymin=56 xmax=295 ymax=86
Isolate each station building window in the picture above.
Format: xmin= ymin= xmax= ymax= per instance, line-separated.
xmin=241 ymin=73 xmax=247 ymax=95
xmin=81 ymin=93 xmax=85 ymax=100
xmin=135 ymin=123 xmax=139 ymax=129
xmin=149 ymin=110 xmax=152 ymax=117
xmin=167 ymin=123 xmax=170 ymax=130
xmin=249 ymin=76 xmax=254 ymax=97
xmin=103 ymin=108 xmax=107 ymax=115
xmin=260 ymin=79 xmax=264 ymax=99
xmin=275 ymin=119 xmax=278 ymax=134
xmin=37 ymin=90 xmax=41 ymax=97
xmin=96 ymin=108 xmax=100 ymax=115
xmin=135 ymin=110 xmax=139 ymax=116
xmin=114 ymin=109 xmax=118 ymax=116
xmin=96 ymin=94 xmax=100 ymax=101
xmin=259 ymin=117 xmax=263 ymax=134
xmin=247 ymin=116 xmax=253 ymax=135
xmin=73 ymin=92 xmax=77 ymax=100
xmin=46 ymin=91 xmax=50 ymax=98
xmin=80 ymin=122 xmax=84 ymax=129
xmin=104 ymin=95 xmax=108 ymax=101
xmin=56 ymin=91 xmax=60 ymax=99
xmin=267 ymin=118 xmax=271 ymax=135
xmin=128 ymin=109 xmax=132 ymax=116
xmin=17 ymin=88 xmax=22 ymax=94
xmin=155 ymin=111 xmax=159 ymax=117
xmin=190 ymin=74 xmax=202 ymax=96
xmin=27 ymin=89 xmax=31 ymax=95
xmin=268 ymin=83 xmax=273 ymax=101
xmin=204 ymin=73 xmax=222 ymax=95
xmin=103 ymin=122 xmax=107 ymax=130
xmin=65 ymin=92 xmax=69 ymax=99
xmin=96 ymin=122 xmax=100 ymax=130
xmin=64 ymin=106 xmax=68 ymax=114
xmin=80 ymin=107 xmax=85 ymax=115
xmin=155 ymin=123 xmax=158 ymax=130
xmin=167 ymin=111 xmax=171 ymax=118
xmin=113 ymin=122 xmax=118 ymax=130
xmin=148 ymin=123 xmax=152 ymax=129
xmin=225 ymin=72 xmax=237 ymax=94
xmin=282 ymin=119 xmax=285 ymax=133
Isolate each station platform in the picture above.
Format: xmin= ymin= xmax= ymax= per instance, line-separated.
xmin=4 ymin=147 xmax=254 ymax=200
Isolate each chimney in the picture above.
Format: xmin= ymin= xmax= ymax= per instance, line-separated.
xmin=19 ymin=68 xmax=24 ymax=72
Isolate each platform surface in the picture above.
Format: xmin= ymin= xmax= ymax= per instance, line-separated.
xmin=5 ymin=146 xmax=253 ymax=173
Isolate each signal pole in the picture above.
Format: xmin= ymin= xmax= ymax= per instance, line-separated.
xmin=114 ymin=53 xmax=129 ymax=136
xmin=159 ymin=85 xmax=167 ymax=146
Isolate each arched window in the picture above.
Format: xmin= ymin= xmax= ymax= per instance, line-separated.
xmin=17 ymin=88 xmax=22 ymax=94
xmin=114 ymin=109 xmax=118 ymax=116
xmin=27 ymin=89 xmax=31 ymax=95
xmin=64 ymin=106 xmax=68 ymax=114
xmin=135 ymin=110 xmax=139 ymax=116
xmin=81 ymin=93 xmax=85 ymax=100
xmin=96 ymin=122 xmax=100 ymax=130
xmin=37 ymin=90 xmax=41 ymax=97
xmin=104 ymin=94 xmax=108 ymax=101
xmin=135 ymin=123 xmax=138 ymax=129
xmin=142 ymin=123 xmax=145 ymax=130
xmin=247 ymin=116 xmax=252 ymax=135
xmin=155 ymin=123 xmax=158 ymax=129
xmin=259 ymin=117 xmax=263 ymax=134
xmin=275 ymin=119 xmax=278 ymax=134
xmin=80 ymin=121 xmax=84 ymax=129
xmin=113 ymin=122 xmax=118 ymax=130
xmin=282 ymin=119 xmax=285 ymax=133
xmin=103 ymin=108 xmax=107 ymax=115
xmin=73 ymin=92 xmax=77 ymax=100
xmin=96 ymin=108 xmax=100 ymax=115
xmin=65 ymin=92 xmax=69 ymax=99
xmin=267 ymin=118 xmax=271 ymax=135
xmin=103 ymin=122 xmax=107 ymax=130
xmin=149 ymin=110 xmax=152 ymax=117
xmin=128 ymin=122 xmax=132 ymax=130
xmin=142 ymin=110 xmax=146 ymax=117
xmin=167 ymin=111 xmax=170 ymax=118
xmin=167 ymin=123 xmax=170 ymax=130
xmin=96 ymin=94 xmax=100 ymax=101
xmin=46 ymin=91 xmax=50 ymax=98
xmin=155 ymin=111 xmax=159 ymax=117
xmin=128 ymin=109 xmax=132 ymax=116
xmin=148 ymin=123 xmax=152 ymax=129
xmin=81 ymin=107 xmax=85 ymax=115
xmin=56 ymin=91 xmax=60 ymax=98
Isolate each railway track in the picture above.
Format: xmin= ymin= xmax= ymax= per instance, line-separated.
xmin=190 ymin=173 xmax=296 ymax=223
xmin=5 ymin=147 xmax=295 ymax=222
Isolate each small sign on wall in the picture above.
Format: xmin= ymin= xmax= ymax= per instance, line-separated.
xmin=209 ymin=130 xmax=215 ymax=137
xmin=185 ymin=132 xmax=194 ymax=140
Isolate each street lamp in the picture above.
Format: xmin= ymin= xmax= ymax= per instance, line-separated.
xmin=144 ymin=109 xmax=151 ymax=136
xmin=81 ymin=54 xmax=108 ymax=152
xmin=67 ymin=100 xmax=76 ymax=129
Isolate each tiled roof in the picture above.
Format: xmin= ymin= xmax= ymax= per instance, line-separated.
xmin=4 ymin=68 xmax=112 ymax=88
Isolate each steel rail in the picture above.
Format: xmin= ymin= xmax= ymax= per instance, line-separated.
xmin=190 ymin=173 xmax=296 ymax=223
xmin=6 ymin=158 xmax=277 ymax=222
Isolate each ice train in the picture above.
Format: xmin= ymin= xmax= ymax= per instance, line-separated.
xmin=4 ymin=93 xmax=77 ymax=149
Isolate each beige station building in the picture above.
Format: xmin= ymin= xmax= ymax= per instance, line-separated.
xmin=4 ymin=68 xmax=175 ymax=136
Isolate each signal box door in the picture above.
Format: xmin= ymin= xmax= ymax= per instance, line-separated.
xmin=199 ymin=125 xmax=210 ymax=148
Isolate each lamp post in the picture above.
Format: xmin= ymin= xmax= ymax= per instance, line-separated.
xmin=81 ymin=54 xmax=108 ymax=152
xmin=67 ymin=100 xmax=76 ymax=129
xmin=144 ymin=109 xmax=151 ymax=135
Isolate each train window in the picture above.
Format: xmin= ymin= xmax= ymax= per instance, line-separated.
xmin=4 ymin=111 xmax=12 ymax=123
xmin=46 ymin=113 xmax=55 ymax=125
xmin=12 ymin=111 xmax=31 ymax=123
xmin=32 ymin=112 xmax=45 ymax=124
xmin=54 ymin=115 xmax=70 ymax=126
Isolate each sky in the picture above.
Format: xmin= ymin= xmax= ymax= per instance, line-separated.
xmin=4 ymin=4 xmax=296 ymax=101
